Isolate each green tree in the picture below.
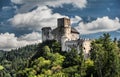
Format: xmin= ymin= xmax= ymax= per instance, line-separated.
xmin=90 ymin=33 xmax=120 ymax=77
xmin=84 ymin=59 xmax=94 ymax=77
xmin=42 ymin=45 xmax=50 ymax=53
xmin=117 ymin=39 xmax=120 ymax=48
xmin=0 ymin=65 xmax=4 ymax=71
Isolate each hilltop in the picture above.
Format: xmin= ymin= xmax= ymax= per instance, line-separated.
xmin=0 ymin=33 xmax=120 ymax=77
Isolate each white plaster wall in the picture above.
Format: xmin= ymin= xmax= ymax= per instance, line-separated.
xmin=71 ymin=33 xmax=79 ymax=40
xmin=65 ymin=40 xmax=80 ymax=52
xmin=61 ymin=36 xmax=68 ymax=51
xmin=82 ymin=40 xmax=91 ymax=58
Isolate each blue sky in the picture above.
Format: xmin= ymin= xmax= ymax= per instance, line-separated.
xmin=0 ymin=0 xmax=120 ymax=50
xmin=52 ymin=0 xmax=120 ymax=18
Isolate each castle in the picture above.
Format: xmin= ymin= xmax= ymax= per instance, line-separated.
xmin=42 ymin=18 xmax=91 ymax=58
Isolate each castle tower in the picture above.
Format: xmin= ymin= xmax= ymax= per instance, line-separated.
xmin=42 ymin=27 xmax=53 ymax=42
xmin=57 ymin=18 xmax=71 ymax=40
xmin=57 ymin=18 xmax=72 ymax=51
xmin=58 ymin=18 xmax=70 ymax=28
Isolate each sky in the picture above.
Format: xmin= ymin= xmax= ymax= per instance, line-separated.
xmin=0 ymin=0 xmax=120 ymax=50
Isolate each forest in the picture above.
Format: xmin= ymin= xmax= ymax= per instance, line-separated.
xmin=0 ymin=33 xmax=120 ymax=77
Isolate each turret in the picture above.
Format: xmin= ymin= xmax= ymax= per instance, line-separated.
xmin=41 ymin=27 xmax=53 ymax=42
xmin=57 ymin=18 xmax=70 ymax=28
xmin=57 ymin=18 xmax=71 ymax=39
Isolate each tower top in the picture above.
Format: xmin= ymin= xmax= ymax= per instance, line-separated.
xmin=41 ymin=27 xmax=51 ymax=30
xmin=58 ymin=17 xmax=70 ymax=20
xmin=57 ymin=17 xmax=70 ymax=27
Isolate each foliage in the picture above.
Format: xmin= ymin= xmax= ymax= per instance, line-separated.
xmin=0 ymin=65 xmax=4 ymax=71
xmin=0 ymin=44 xmax=38 ymax=77
xmin=90 ymin=33 xmax=120 ymax=77
xmin=0 ymin=34 xmax=120 ymax=77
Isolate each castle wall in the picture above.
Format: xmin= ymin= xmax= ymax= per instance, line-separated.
xmin=61 ymin=38 xmax=91 ymax=58
xmin=82 ymin=40 xmax=91 ymax=58
xmin=65 ymin=40 xmax=80 ymax=52
xmin=71 ymin=33 xmax=79 ymax=40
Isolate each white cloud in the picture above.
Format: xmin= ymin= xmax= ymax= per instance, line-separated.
xmin=75 ymin=16 xmax=120 ymax=34
xmin=0 ymin=32 xmax=41 ymax=51
xmin=11 ymin=0 xmax=87 ymax=13
xmin=11 ymin=0 xmax=23 ymax=4
xmin=2 ymin=6 xmax=12 ymax=11
xmin=18 ymin=32 xmax=41 ymax=41
xmin=45 ymin=0 xmax=87 ymax=8
xmin=71 ymin=16 xmax=82 ymax=24
xmin=10 ymin=7 xmax=120 ymax=35
xmin=10 ymin=6 xmax=67 ymax=31
xmin=2 ymin=5 xmax=18 ymax=13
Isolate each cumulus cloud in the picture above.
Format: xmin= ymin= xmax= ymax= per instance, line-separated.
xmin=10 ymin=6 xmax=67 ymax=31
xmin=10 ymin=8 xmax=120 ymax=35
xmin=75 ymin=16 xmax=120 ymax=34
xmin=11 ymin=0 xmax=23 ymax=4
xmin=45 ymin=0 xmax=87 ymax=8
xmin=0 ymin=32 xmax=41 ymax=51
xmin=71 ymin=16 xmax=82 ymax=24
xmin=11 ymin=0 xmax=87 ymax=13
xmin=2 ymin=6 xmax=12 ymax=11
xmin=18 ymin=32 xmax=41 ymax=41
